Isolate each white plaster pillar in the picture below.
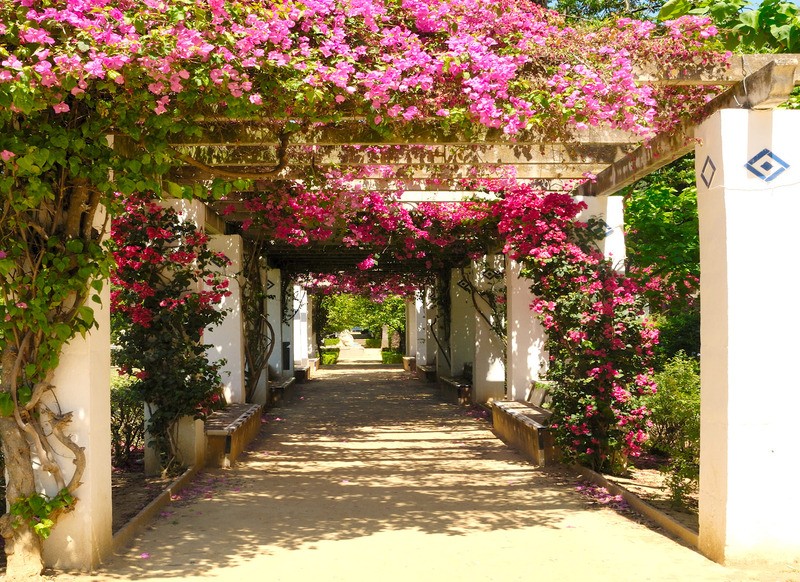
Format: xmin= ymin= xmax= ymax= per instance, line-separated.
xmin=576 ymin=194 xmax=626 ymax=270
xmin=472 ymin=256 xmax=506 ymax=403
xmin=281 ymin=283 xmax=294 ymax=375
xmin=450 ymin=267 xmax=475 ymax=377
xmin=206 ymin=235 xmax=245 ymax=404
xmin=695 ymin=109 xmax=800 ymax=565
xmin=42 ymin=284 xmax=112 ymax=569
xmin=292 ymin=285 xmax=309 ymax=368
xmin=505 ymin=258 xmax=548 ymax=402
xmin=405 ymin=298 xmax=418 ymax=358
xmin=266 ymin=268 xmax=283 ymax=377
xmin=414 ymin=291 xmax=429 ymax=365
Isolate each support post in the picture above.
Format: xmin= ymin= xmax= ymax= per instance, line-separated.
xmin=505 ymin=258 xmax=548 ymax=402
xmin=42 ymin=284 xmax=112 ymax=570
xmin=266 ymin=268 xmax=283 ymax=377
xmin=695 ymin=109 xmax=800 ymax=565
xmin=575 ymin=195 xmax=626 ymax=271
xmin=471 ymin=255 xmax=505 ymax=403
xmin=450 ymin=267 xmax=475 ymax=377
xmin=206 ymin=235 xmax=245 ymax=404
xmin=292 ymin=286 xmax=309 ymax=369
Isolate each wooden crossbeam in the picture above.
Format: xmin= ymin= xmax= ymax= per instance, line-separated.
xmin=173 ymin=143 xmax=634 ymax=167
xmin=573 ymin=61 xmax=798 ymax=198
xmin=633 ymin=53 xmax=800 ymax=86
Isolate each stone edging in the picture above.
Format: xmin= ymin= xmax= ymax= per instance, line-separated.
xmin=112 ymin=465 xmax=201 ymax=553
xmin=575 ymin=466 xmax=699 ymax=549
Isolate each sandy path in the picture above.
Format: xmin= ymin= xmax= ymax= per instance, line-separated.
xmin=52 ymin=364 xmax=791 ymax=581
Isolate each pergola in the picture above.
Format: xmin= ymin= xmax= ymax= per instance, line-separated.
xmin=45 ymin=53 xmax=800 ymax=570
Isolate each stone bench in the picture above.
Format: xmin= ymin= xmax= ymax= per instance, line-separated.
xmin=267 ymin=375 xmax=296 ymax=407
xmin=417 ymin=364 xmax=437 ymax=382
xmin=491 ymin=382 xmax=557 ymax=466
xmin=439 ymin=363 xmax=473 ymax=405
xmin=205 ymin=403 xmax=263 ymax=468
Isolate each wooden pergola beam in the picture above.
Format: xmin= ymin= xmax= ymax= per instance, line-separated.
xmin=173 ymin=143 xmax=634 ymax=167
xmin=573 ymin=61 xmax=798 ymax=198
xmin=633 ymin=53 xmax=800 ymax=86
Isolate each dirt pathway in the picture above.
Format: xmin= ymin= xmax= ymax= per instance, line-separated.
xmin=52 ymin=365 xmax=793 ymax=581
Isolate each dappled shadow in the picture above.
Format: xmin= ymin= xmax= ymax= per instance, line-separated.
xmin=83 ymin=369 xmax=595 ymax=579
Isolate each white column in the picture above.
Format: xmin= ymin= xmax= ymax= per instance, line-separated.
xmin=506 ymin=258 xmax=548 ymax=402
xmin=281 ymin=283 xmax=294 ymax=375
xmin=450 ymin=267 xmax=475 ymax=377
xmin=696 ymin=109 xmax=800 ymax=565
xmin=472 ymin=256 xmax=505 ymax=403
xmin=405 ymin=298 xmax=418 ymax=358
xmin=266 ymin=268 xmax=283 ymax=376
xmin=42 ymin=284 xmax=112 ymax=569
xmin=206 ymin=235 xmax=245 ymax=404
xmin=576 ymin=195 xmax=626 ymax=270
xmin=414 ymin=292 xmax=429 ymax=365
xmin=292 ymin=286 xmax=309 ymax=368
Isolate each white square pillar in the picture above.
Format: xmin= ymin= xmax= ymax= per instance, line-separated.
xmin=206 ymin=235 xmax=245 ymax=404
xmin=696 ymin=109 xmax=800 ymax=565
xmin=405 ymin=298 xmax=418 ymax=358
xmin=576 ymin=194 xmax=626 ymax=269
xmin=266 ymin=268 xmax=283 ymax=377
xmin=450 ymin=267 xmax=475 ymax=377
xmin=472 ymin=256 xmax=505 ymax=403
xmin=292 ymin=286 xmax=309 ymax=368
xmin=42 ymin=284 xmax=112 ymax=570
xmin=414 ymin=291 xmax=429 ymax=365
xmin=506 ymin=258 xmax=548 ymax=402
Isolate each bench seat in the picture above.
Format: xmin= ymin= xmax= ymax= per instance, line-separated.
xmin=439 ymin=375 xmax=472 ymax=405
xmin=491 ymin=400 xmax=556 ymax=466
xmin=205 ymin=403 xmax=263 ymax=468
xmin=417 ymin=364 xmax=437 ymax=382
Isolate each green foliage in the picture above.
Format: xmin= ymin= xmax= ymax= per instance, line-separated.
xmin=323 ymin=337 xmax=340 ymax=346
xmin=380 ymin=349 xmax=404 ymax=364
xmin=364 ymin=338 xmax=382 ymax=348
xmin=10 ymin=489 xmax=75 ymax=539
xmin=111 ymin=198 xmax=228 ymax=471
xmin=624 ymin=155 xmax=700 ymax=368
xmin=659 ymin=0 xmax=800 ymax=52
xmin=320 ymin=294 xmax=406 ymax=343
xmin=319 ymin=347 xmax=340 ymax=366
xmin=551 ymin=0 xmax=662 ymax=20
xmin=646 ymin=352 xmax=700 ymax=506
xmin=110 ymin=373 xmax=145 ymax=468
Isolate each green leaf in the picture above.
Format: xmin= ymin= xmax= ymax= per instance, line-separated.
xmin=65 ymin=239 xmax=84 ymax=254
xmin=76 ymin=305 xmax=95 ymax=327
xmin=0 ymin=393 xmax=14 ymax=417
xmin=658 ymin=0 xmax=692 ymax=20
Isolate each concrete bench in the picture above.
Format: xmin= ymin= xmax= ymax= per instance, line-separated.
xmin=439 ymin=363 xmax=473 ymax=405
xmin=267 ymin=375 xmax=296 ymax=407
xmin=491 ymin=382 xmax=557 ymax=466
xmin=205 ymin=403 xmax=263 ymax=468
xmin=417 ymin=364 xmax=437 ymax=382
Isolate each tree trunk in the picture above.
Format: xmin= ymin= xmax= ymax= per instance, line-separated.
xmin=0 ymin=419 xmax=44 ymax=580
xmin=1 ymin=350 xmax=45 ymax=580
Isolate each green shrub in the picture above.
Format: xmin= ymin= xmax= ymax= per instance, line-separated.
xmin=646 ymin=352 xmax=700 ymax=506
xmin=364 ymin=338 xmax=381 ymax=348
xmin=320 ymin=347 xmax=340 ymax=365
xmin=381 ymin=349 xmax=403 ymax=364
xmin=110 ymin=372 xmax=145 ymax=468
xmin=323 ymin=337 xmax=340 ymax=346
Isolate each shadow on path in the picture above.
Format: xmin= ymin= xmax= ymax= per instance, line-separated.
xmin=55 ymin=365 xmax=746 ymax=582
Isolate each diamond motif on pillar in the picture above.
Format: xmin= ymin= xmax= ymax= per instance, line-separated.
xmin=700 ymin=155 xmax=716 ymax=187
xmin=745 ymin=148 xmax=790 ymax=182
xmin=457 ymin=278 xmax=471 ymax=291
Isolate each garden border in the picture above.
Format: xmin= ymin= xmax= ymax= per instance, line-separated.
xmin=112 ymin=465 xmax=200 ymax=553
xmin=575 ymin=466 xmax=699 ymax=549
